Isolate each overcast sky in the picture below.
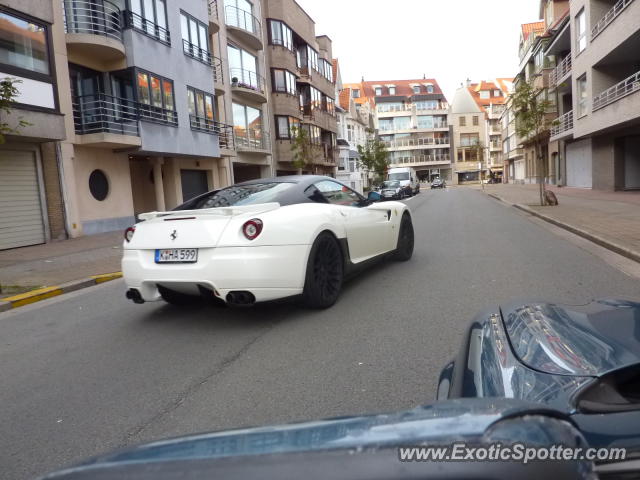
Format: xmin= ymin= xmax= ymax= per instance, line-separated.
xmin=294 ymin=0 xmax=541 ymax=101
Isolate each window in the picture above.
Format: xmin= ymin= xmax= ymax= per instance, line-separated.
xmin=577 ymin=75 xmax=588 ymax=117
xmin=0 ymin=11 xmax=49 ymax=75
xmin=347 ymin=124 xmax=354 ymax=142
xmin=394 ymin=116 xmax=411 ymax=130
xmin=181 ymin=12 xmax=210 ymax=64
xmin=187 ymin=86 xmax=215 ymax=132
xmin=180 ymin=182 xmax=295 ymax=210
xmin=136 ymin=69 xmax=176 ymax=124
xmin=128 ymin=0 xmax=169 ymax=44
xmin=472 ymin=116 xmax=479 ymax=126
xmin=314 ymin=180 xmax=362 ymax=206
xmin=326 ymin=97 xmax=335 ymax=115
xmin=321 ymin=59 xmax=333 ymax=83
xmin=494 ymin=89 xmax=502 ymax=97
xmin=228 ymin=45 xmax=259 ymax=90
xmin=388 ymin=86 xmax=396 ymax=95
xmin=275 ymin=115 xmax=300 ymax=139
xmin=272 ymin=68 xmax=296 ymax=95
xmin=413 ymin=85 xmax=421 ymax=94
xmin=352 ymin=89 xmax=360 ymax=98
xmin=233 ymin=103 xmax=263 ymax=146
xmin=415 ymin=100 xmax=438 ymax=110
xmin=457 ymin=150 xmax=464 ymax=162
xmin=225 ymin=0 xmax=257 ymax=34
xmin=459 ymin=116 xmax=466 ymax=126
xmin=576 ymin=9 xmax=586 ymax=53
xmin=460 ymin=133 xmax=479 ymax=146
xmin=89 ymin=170 xmax=109 ymax=201
xmin=307 ymin=46 xmax=319 ymax=73
xmin=479 ymin=91 xmax=490 ymax=99
xmin=269 ymin=20 xmax=293 ymax=50
xmin=417 ymin=116 xmax=434 ymax=129
xmin=375 ymin=87 xmax=382 ymax=96
xmin=426 ymin=85 xmax=434 ymax=93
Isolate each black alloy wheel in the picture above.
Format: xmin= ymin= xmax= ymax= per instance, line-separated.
xmin=302 ymin=232 xmax=344 ymax=309
xmin=393 ymin=212 xmax=414 ymax=261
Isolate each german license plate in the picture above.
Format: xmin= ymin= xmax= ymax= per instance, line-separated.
xmin=155 ymin=249 xmax=198 ymax=263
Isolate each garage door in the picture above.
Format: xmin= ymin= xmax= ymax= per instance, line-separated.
xmin=566 ymin=140 xmax=592 ymax=188
xmin=0 ymin=150 xmax=46 ymax=250
xmin=180 ymin=169 xmax=209 ymax=202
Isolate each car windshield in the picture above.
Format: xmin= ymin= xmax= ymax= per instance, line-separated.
xmin=177 ymin=183 xmax=295 ymax=210
xmin=389 ymin=172 xmax=410 ymax=181
xmin=383 ymin=181 xmax=400 ymax=188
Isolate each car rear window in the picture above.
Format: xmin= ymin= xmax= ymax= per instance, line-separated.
xmin=176 ymin=182 xmax=295 ymax=210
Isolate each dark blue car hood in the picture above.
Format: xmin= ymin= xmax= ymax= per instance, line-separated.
xmin=501 ymin=299 xmax=640 ymax=376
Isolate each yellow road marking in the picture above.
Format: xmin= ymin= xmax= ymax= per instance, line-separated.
xmin=91 ymin=272 xmax=123 ymax=284
xmin=4 ymin=286 xmax=63 ymax=307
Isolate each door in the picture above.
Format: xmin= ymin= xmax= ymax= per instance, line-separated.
xmin=624 ymin=136 xmax=640 ymax=190
xmin=181 ymin=169 xmax=209 ymax=202
xmin=0 ymin=150 xmax=46 ymax=250
xmin=313 ymin=180 xmax=391 ymax=262
xmin=566 ymin=139 xmax=592 ymax=188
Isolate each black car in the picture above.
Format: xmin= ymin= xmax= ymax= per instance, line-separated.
xmin=431 ymin=178 xmax=446 ymax=189
xmin=380 ymin=180 xmax=404 ymax=200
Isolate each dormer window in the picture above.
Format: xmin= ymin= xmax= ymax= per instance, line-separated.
xmin=388 ymin=86 xmax=396 ymax=95
xmin=352 ymin=89 xmax=360 ymax=98
xmin=425 ymin=84 xmax=434 ymax=93
xmin=479 ymin=90 xmax=490 ymax=99
xmin=413 ymin=85 xmax=421 ymax=94
xmin=374 ymin=86 xmax=383 ymax=96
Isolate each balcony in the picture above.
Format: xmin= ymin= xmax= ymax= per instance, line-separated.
xmin=550 ymin=110 xmax=574 ymax=141
xmin=488 ymin=105 xmax=506 ymax=119
xmin=225 ymin=5 xmax=263 ymax=50
xmin=490 ymin=141 xmax=502 ymax=151
xmin=123 ymin=10 xmax=171 ymax=45
xmin=389 ymin=154 xmax=451 ymax=167
xmin=235 ymin=128 xmax=271 ymax=154
xmin=72 ymin=94 xmax=141 ymax=148
xmin=550 ymin=54 xmax=572 ymax=89
xmin=592 ymin=0 xmax=636 ymax=39
xmin=213 ymin=122 xmax=235 ymax=155
xmin=63 ymin=0 xmax=125 ymax=66
xmin=213 ymin=57 xmax=225 ymax=95
xmin=593 ymin=70 xmax=640 ymax=110
xmin=383 ymin=137 xmax=449 ymax=150
xmin=377 ymin=104 xmax=413 ymax=114
xmin=230 ymin=68 xmax=267 ymax=103
xmin=182 ymin=39 xmax=213 ymax=66
xmin=208 ymin=0 xmax=220 ymax=33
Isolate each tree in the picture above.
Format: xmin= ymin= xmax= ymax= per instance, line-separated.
xmin=468 ymin=142 xmax=487 ymax=188
xmin=357 ymin=129 xmax=389 ymax=184
xmin=0 ymin=78 xmax=29 ymax=144
xmin=290 ymin=125 xmax=320 ymax=172
xmin=512 ymin=81 xmax=556 ymax=206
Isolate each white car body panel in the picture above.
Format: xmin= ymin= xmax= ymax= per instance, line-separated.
xmin=122 ymin=200 xmax=409 ymax=303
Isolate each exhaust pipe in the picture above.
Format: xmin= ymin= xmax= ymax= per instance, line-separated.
xmin=126 ymin=288 xmax=145 ymax=304
xmin=226 ymin=291 xmax=256 ymax=306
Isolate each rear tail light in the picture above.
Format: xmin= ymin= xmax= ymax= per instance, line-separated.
xmin=124 ymin=226 xmax=136 ymax=242
xmin=242 ymin=219 xmax=263 ymax=240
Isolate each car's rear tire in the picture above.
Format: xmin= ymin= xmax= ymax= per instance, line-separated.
xmin=302 ymin=232 xmax=344 ymax=309
xmin=393 ymin=213 xmax=414 ymax=261
xmin=158 ymin=285 xmax=201 ymax=306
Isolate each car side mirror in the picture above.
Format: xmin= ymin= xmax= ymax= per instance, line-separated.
xmin=367 ymin=191 xmax=381 ymax=203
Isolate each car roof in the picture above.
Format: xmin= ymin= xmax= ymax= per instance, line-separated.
xmin=237 ymin=175 xmax=331 ymax=187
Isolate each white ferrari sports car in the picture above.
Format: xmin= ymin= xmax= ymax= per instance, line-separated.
xmin=122 ymin=175 xmax=414 ymax=309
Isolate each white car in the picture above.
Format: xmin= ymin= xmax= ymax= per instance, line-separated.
xmin=122 ymin=176 xmax=414 ymax=309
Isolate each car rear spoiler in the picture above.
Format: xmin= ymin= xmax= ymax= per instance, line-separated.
xmin=138 ymin=203 xmax=281 ymax=221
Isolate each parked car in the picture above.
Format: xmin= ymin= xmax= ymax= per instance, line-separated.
xmin=380 ymin=180 xmax=404 ymax=200
xmin=122 ymin=176 xmax=414 ymax=310
xmin=388 ymin=167 xmax=420 ymax=196
xmin=431 ymin=178 xmax=446 ymax=189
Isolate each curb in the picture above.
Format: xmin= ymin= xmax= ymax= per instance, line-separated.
xmin=486 ymin=193 xmax=640 ymax=264
xmin=0 ymin=272 xmax=123 ymax=312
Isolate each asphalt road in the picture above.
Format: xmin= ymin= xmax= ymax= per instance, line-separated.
xmin=2 ymin=187 xmax=639 ymax=479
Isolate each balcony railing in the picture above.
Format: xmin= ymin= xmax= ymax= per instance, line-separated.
xmin=213 ymin=122 xmax=235 ymax=150
xmin=390 ymin=154 xmax=451 ymax=165
xmin=490 ymin=141 xmax=502 ymax=150
xmin=189 ymin=115 xmax=217 ymax=134
xmin=593 ymin=70 xmax=640 ymax=110
xmin=225 ymin=5 xmax=261 ymax=38
xmin=124 ymin=10 xmax=171 ymax=45
xmin=182 ymin=39 xmax=212 ymax=65
xmin=229 ymin=68 xmax=265 ymax=93
xmin=235 ymin=128 xmax=270 ymax=151
xmin=63 ymin=0 xmax=122 ymax=42
xmin=377 ymin=104 xmax=412 ymax=113
xmin=213 ymin=56 xmax=224 ymax=84
xmin=550 ymin=110 xmax=574 ymax=137
xmin=383 ymin=137 xmax=449 ymax=149
xmin=550 ymin=54 xmax=572 ymax=88
xmin=592 ymin=0 xmax=635 ymax=39
xmin=72 ymin=94 xmax=139 ymax=136
xmin=208 ymin=0 xmax=218 ymax=19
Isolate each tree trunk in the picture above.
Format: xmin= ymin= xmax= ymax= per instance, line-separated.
xmin=535 ymin=138 xmax=547 ymax=206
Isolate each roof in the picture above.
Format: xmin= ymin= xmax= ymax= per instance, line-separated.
xmin=339 ymin=88 xmax=351 ymax=111
xmin=521 ymin=21 xmax=545 ymax=40
xmin=467 ymin=80 xmax=509 ymax=112
xmin=343 ymin=79 xmax=447 ymax=106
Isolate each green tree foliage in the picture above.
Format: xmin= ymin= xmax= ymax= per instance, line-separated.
xmin=290 ymin=126 xmax=320 ymax=172
xmin=357 ymin=130 xmax=389 ymax=184
xmin=0 ymin=78 xmax=30 ymax=144
xmin=512 ymin=81 xmax=557 ymax=206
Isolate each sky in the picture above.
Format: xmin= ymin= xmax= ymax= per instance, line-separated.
xmin=294 ymin=0 xmax=541 ymax=101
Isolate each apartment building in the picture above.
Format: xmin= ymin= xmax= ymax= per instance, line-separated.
xmin=345 ymin=79 xmax=450 ymax=183
xmin=501 ymin=96 xmax=525 ymax=183
xmin=263 ymin=0 xmax=338 ymax=176
xmin=545 ymin=0 xmax=640 ymax=190
xmin=211 ymin=0 xmax=273 ymax=183
xmin=449 ymin=80 xmax=511 ymax=184
xmin=0 ymin=1 xmax=67 ymax=249
xmin=334 ymin=60 xmax=372 ymax=194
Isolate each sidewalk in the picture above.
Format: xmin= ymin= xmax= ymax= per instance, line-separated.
xmin=480 ymin=184 xmax=640 ymax=263
xmin=0 ymin=231 xmax=123 ymax=299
